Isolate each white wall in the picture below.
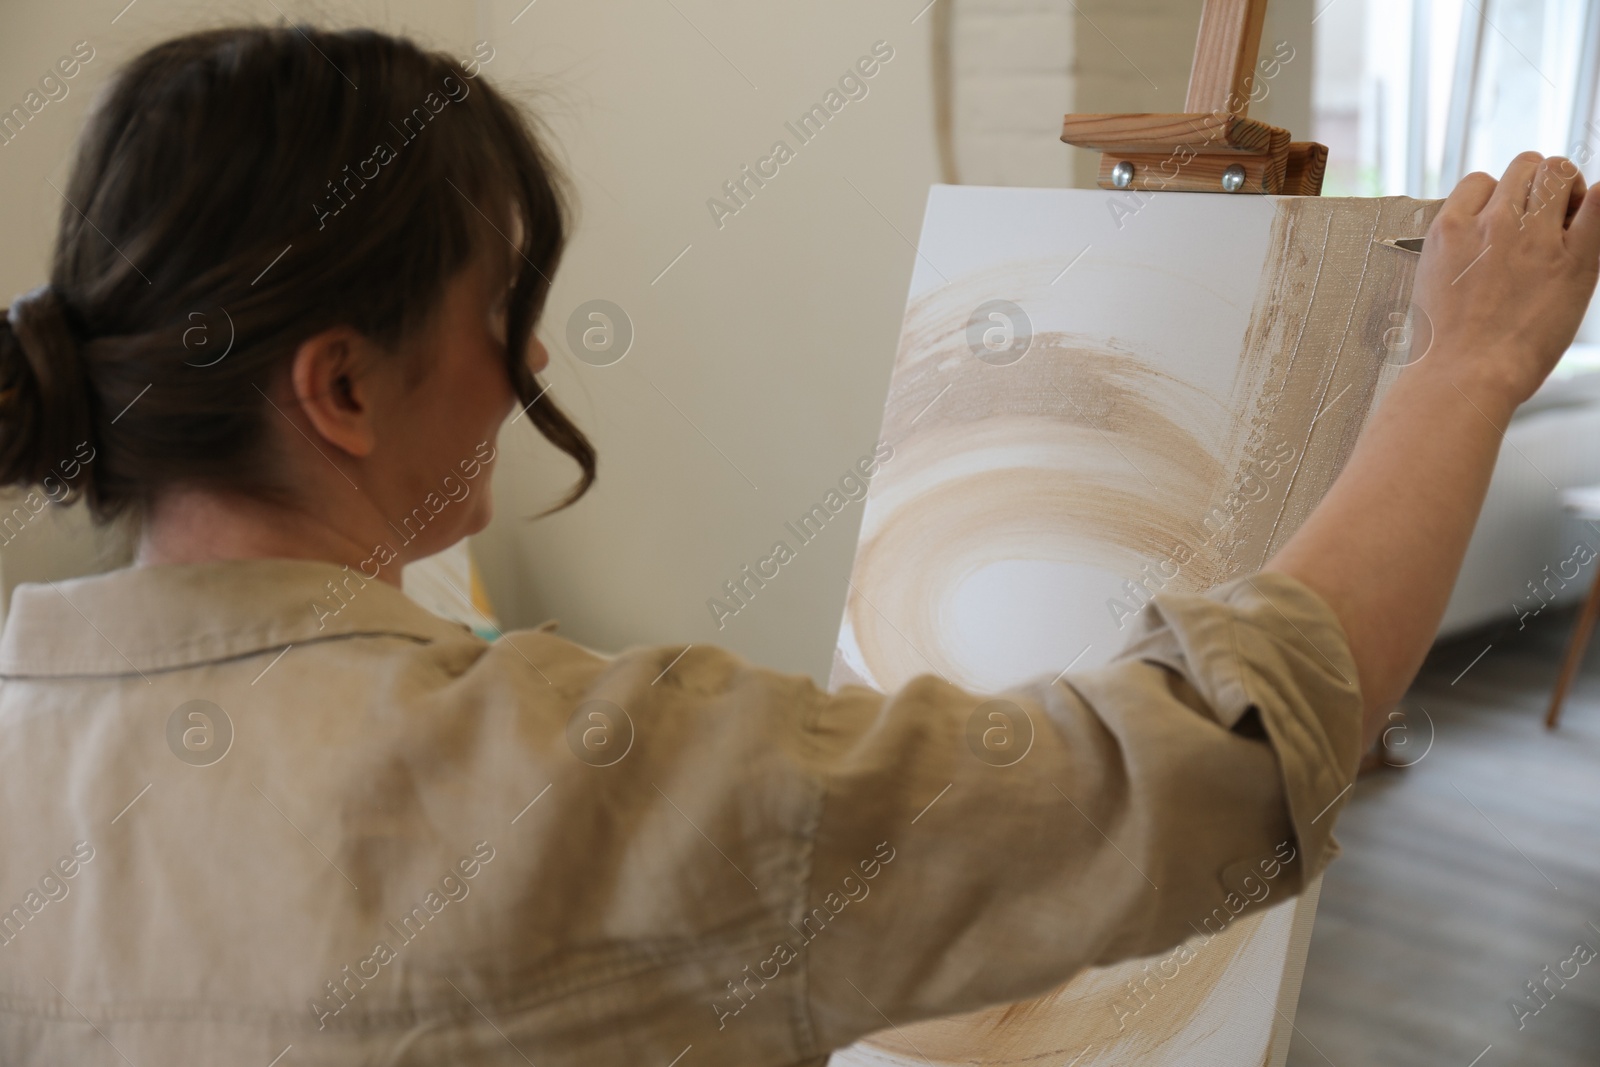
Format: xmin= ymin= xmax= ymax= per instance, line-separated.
xmin=469 ymin=0 xmax=944 ymax=679
xmin=0 ymin=0 xmax=1313 ymax=683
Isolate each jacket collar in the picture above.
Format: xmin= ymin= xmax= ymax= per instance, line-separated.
xmin=0 ymin=557 xmax=473 ymax=679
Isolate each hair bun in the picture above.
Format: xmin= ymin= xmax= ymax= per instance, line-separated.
xmin=0 ymin=285 xmax=96 ymax=498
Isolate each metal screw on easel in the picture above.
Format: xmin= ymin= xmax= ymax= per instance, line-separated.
xmin=1111 ymin=161 xmax=1134 ymax=188
xmin=1221 ymin=164 xmax=1246 ymax=192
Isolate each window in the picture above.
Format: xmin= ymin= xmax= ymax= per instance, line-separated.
xmin=1314 ymin=0 xmax=1600 ymax=194
xmin=1314 ymin=0 xmax=1600 ymax=351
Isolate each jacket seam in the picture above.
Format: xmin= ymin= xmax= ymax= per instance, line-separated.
xmin=0 ymin=630 xmax=444 ymax=681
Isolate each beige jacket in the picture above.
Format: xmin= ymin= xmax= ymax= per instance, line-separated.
xmin=0 ymin=558 xmax=1361 ymax=1065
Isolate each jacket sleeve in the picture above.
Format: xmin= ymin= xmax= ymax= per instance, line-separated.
xmin=787 ymin=568 xmax=1364 ymax=1052
xmin=505 ymin=568 xmax=1362 ymax=1061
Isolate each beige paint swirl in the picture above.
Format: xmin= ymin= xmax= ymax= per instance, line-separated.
xmin=853 ymin=899 xmax=1295 ymax=1065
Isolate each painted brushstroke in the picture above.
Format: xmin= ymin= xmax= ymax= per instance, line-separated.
xmin=846 ymin=897 xmax=1298 ymax=1065
xmin=828 ymin=195 xmax=1438 ymax=1067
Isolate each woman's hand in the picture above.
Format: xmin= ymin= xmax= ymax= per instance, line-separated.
xmin=1264 ymin=152 xmax=1600 ymax=748
xmin=1413 ymin=151 xmax=1600 ymax=410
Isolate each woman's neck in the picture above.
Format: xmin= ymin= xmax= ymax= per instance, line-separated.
xmin=135 ymin=487 xmax=405 ymax=588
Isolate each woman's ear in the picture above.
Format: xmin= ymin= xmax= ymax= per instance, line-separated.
xmin=288 ymin=327 xmax=381 ymax=458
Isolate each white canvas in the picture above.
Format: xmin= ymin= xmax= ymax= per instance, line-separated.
xmin=828 ymin=185 xmax=1435 ymax=1066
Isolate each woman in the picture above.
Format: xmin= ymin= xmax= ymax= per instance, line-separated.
xmin=0 ymin=24 xmax=1593 ymax=1067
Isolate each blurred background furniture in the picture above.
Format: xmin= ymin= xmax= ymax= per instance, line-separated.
xmin=1436 ymin=344 xmax=1600 ymax=640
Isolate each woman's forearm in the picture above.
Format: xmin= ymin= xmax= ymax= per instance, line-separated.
xmin=1263 ymin=357 xmax=1513 ymax=746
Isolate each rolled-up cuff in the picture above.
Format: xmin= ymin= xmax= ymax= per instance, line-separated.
xmin=1110 ymin=569 xmax=1364 ymax=887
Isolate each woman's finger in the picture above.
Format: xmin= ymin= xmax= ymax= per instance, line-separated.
xmin=1527 ymin=156 xmax=1582 ymax=233
xmin=1440 ymin=171 xmax=1497 ymax=217
xmin=1565 ymin=167 xmax=1588 ymax=228
xmin=1567 ymin=166 xmax=1600 ymax=262
xmin=1486 ymin=151 xmax=1546 ymax=221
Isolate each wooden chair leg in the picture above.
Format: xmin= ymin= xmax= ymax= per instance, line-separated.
xmin=1546 ymin=562 xmax=1600 ymax=728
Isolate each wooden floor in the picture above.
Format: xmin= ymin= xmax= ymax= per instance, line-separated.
xmin=1289 ymin=604 xmax=1600 ymax=1066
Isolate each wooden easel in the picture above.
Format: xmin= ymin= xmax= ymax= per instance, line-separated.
xmin=1059 ymin=0 xmax=1327 ymax=196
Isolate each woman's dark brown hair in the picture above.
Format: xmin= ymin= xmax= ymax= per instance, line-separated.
xmin=0 ymin=24 xmax=595 ymax=524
